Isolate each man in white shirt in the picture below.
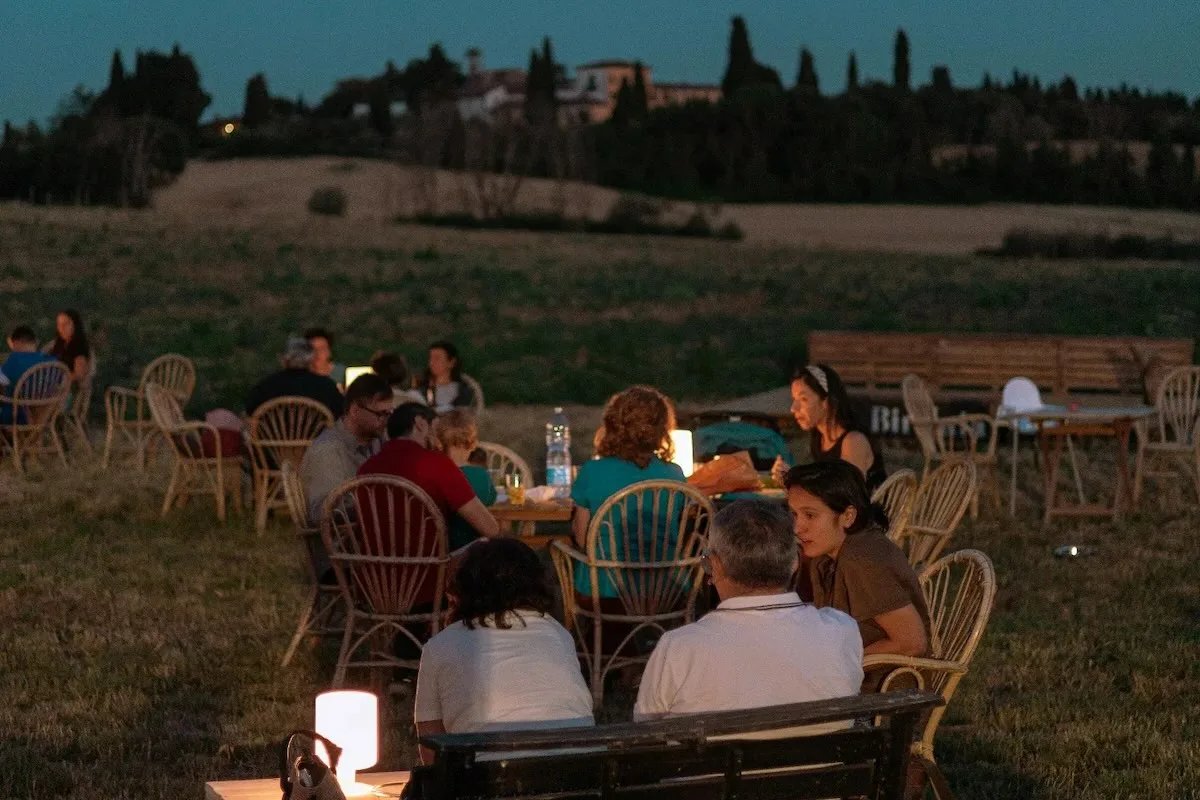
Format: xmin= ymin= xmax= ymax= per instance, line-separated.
xmin=634 ymin=500 xmax=863 ymax=728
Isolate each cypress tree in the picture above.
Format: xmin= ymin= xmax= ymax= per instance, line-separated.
xmin=242 ymin=73 xmax=271 ymax=128
xmin=893 ymin=29 xmax=910 ymax=90
xmin=631 ymin=61 xmax=649 ymax=118
xmin=846 ymin=51 xmax=859 ymax=91
xmin=721 ymin=16 xmax=755 ymax=96
xmin=611 ymin=77 xmax=634 ymax=127
xmin=797 ymin=48 xmax=819 ymax=93
xmin=106 ymin=49 xmax=127 ymax=113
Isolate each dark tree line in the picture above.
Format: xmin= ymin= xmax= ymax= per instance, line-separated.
xmin=0 ymin=45 xmax=209 ymax=206
xmin=6 ymin=18 xmax=1200 ymax=211
xmin=594 ymin=18 xmax=1200 ymax=209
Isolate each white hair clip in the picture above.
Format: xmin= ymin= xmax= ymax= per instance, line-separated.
xmin=806 ymin=365 xmax=829 ymax=394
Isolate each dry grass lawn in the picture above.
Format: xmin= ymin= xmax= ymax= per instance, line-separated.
xmin=154 ymin=157 xmax=1200 ymax=254
xmin=1 ymin=427 xmax=1199 ymax=799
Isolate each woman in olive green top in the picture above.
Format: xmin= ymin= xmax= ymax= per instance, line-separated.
xmin=433 ymin=409 xmax=497 ymax=551
xmin=785 ymin=460 xmax=930 ymax=657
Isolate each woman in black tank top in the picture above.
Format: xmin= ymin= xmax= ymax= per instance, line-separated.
xmin=785 ymin=364 xmax=887 ymax=494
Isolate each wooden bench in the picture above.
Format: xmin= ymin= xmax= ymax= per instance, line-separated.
xmin=406 ymin=690 xmax=944 ymax=800
xmin=809 ymin=331 xmax=1193 ymax=434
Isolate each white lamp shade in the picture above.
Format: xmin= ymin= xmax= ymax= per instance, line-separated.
xmin=343 ymin=366 xmax=374 ymax=388
xmin=670 ymin=429 xmax=695 ymax=478
xmin=315 ymin=690 xmax=378 ymax=773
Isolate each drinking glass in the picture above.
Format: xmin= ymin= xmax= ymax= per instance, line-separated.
xmin=505 ymin=472 xmax=526 ymax=506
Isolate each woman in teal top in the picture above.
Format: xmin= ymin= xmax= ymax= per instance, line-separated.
xmin=571 ymin=385 xmax=687 ymax=600
xmin=433 ymin=409 xmax=497 ymax=551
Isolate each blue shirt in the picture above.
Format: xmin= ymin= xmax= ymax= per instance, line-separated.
xmin=570 ymin=456 xmax=687 ymax=599
xmin=0 ymin=351 xmax=57 ymax=424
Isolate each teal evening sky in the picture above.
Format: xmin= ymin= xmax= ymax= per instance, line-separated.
xmin=2 ymin=1 xmax=1197 ymax=124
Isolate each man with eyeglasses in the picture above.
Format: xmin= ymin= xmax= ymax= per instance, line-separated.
xmin=634 ymin=500 xmax=863 ymax=734
xmin=359 ymin=403 xmax=499 ymax=545
xmin=299 ymin=372 xmax=394 ymax=527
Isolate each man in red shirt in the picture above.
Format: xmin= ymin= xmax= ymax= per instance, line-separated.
xmin=359 ymin=403 xmax=499 ymax=545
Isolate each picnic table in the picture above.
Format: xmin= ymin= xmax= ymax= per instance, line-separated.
xmin=1009 ymin=404 xmax=1156 ymax=522
xmin=206 ymin=771 xmax=410 ymax=800
xmin=492 ymin=499 xmax=573 ymax=547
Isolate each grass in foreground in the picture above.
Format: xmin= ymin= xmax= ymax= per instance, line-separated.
xmin=1 ymin=422 xmax=1198 ymax=799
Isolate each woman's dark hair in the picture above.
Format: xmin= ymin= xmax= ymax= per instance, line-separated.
xmin=54 ymin=308 xmax=90 ymax=356
xmin=793 ymin=363 xmax=857 ymax=434
xmin=784 ymin=460 xmax=887 ymax=533
xmin=451 ymin=538 xmax=553 ymax=629
xmin=424 ymin=340 xmax=464 ymax=386
xmin=370 ymin=351 xmax=410 ymax=388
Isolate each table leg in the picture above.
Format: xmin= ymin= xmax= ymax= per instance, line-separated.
xmin=1009 ymin=425 xmax=1019 ymax=516
xmin=1040 ymin=426 xmax=1065 ymax=524
xmin=1113 ymin=421 xmax=1133 ymax=519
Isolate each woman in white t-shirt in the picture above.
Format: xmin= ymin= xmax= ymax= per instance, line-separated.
xmin=414 ymin=538 xmax=594 ymax=764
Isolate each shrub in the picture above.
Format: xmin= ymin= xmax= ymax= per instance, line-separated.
xmin=983 ymin=228 xmax=1200 ymax=261
xmin=307 ymin=186 xmax=347 ymax=216
xmin=605 ymin=194 xmax=664 ymax=232
xmin=679 ymin=211 xmax=713 ymax=237
xmin=717 ymin=220 xmax=745 ymax=241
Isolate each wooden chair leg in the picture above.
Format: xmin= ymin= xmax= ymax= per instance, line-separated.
xmin=254 ymin=472 xmax=269 ymax=533
xmin=161 ymin=462 xmax=182 ymax=516
xmin=213 ymin=463 xmax=227 ymax=523
xmin=282 ymin=586 xmax=320 ymax=667
xmin=333 ymin=610 xmax=357 ymax=687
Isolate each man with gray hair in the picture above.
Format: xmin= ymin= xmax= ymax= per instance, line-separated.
xmin=634 ymin=500 xmax=863 ymax=722
xmin=244 ymin=336 xmax=344 ymax=418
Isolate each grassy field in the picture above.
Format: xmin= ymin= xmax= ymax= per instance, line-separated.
xmin=3 ymin=204 xmax=1200 ymax=415
xmin=2 ymin=430 xmax=1199 ymax=799
xmin=1 ymin=203 xmax=1199 ymax=798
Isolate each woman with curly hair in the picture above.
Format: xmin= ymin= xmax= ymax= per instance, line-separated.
xmin=571 ymin=385 xmax=686 ymax=599
xmin=414 ymin=538 xmax=593 ymax=764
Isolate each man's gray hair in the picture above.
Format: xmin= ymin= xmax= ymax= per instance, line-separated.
xmin=281 ymin=337 xmax=315 ymax=369
xmin=708 ymin=500 xmax=798 ymax=589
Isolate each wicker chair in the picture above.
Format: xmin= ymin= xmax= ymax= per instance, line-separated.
xmin=461 ymin=373 xmax=485 ymax=418
xmin=56 ymin=353 xmax=97 ymax=454
xmin=0 ymin=361 xmax=71 ymax=475
xmin=1134 ymin=365 xmax=1200 ymax=506
xmin=146 ymin=383 xmax=243 ymax=522
xmin=896 ymin=460 xmax=976 ymax=570
xmin=279 ymin=462 xmax=345 ymax=667
xmin=864 ymin=549 xmax=997 ymax=764
xmin=476 ymin=441 xmax=534 ymax=490
xmin=103 ymin=354 xmax=196 ymax=469
xmin=872 ymin=468 xmax=918 ymax=543
xmin=551 ymin=480 xmax=713 ymax=705
xmin=322 ymin=474 xmax=450 ymax=686
xmin=248 ymin=396 xmax=335 ymax=533
xmin=902 ymin=374 xmax=1002 ymax=519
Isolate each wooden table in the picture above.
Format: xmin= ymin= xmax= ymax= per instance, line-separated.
xmin=206 ymin=771 xmax=411 ymax=800
xmin=1026 ymin=405 xmax=1155 ymax=522
xmin=492 ymin=501 xmax=573 ymax=547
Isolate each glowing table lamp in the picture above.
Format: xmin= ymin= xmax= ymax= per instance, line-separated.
xmin=315 ymin=690 xmax=378 ymax=796
xmin=670 ymin=429 xmax=695 ymax=478
xmin=343 ymin=366 xmax=373 ymax=388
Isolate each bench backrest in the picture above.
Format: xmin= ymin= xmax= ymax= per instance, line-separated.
xmin=809 ymin=331 xmax=1194 ymax=399
xmin=409 ymin=690 xmax=942 ymax=800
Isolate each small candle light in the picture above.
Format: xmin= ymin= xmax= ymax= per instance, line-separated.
xmin=315 ymin=690 xmax=378 ymax=796
xmin=670 ymin=429 xmax=695 ymax=478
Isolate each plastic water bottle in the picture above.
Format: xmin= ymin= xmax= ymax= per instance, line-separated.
xmin=546 ymin=407 xmax=572 ymax=498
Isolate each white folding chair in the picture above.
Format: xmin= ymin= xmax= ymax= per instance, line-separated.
xmin=996 ymin=377 xmax=1082 ymax=515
